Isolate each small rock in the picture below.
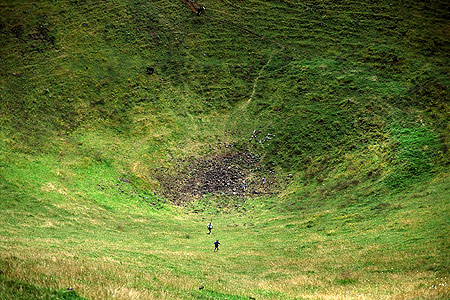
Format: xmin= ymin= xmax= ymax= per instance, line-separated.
xmin=199 ymin=285 xmax=204 ymax=290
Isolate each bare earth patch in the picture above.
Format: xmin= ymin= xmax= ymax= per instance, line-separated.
xmin=155 ymin=151 xmax=276 ymax=205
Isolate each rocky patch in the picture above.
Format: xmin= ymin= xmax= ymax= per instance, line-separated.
xmin=155 ymin=151 xmax=276 ymax=205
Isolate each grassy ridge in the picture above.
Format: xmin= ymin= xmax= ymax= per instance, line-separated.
xmin=0 ymin=0 xmax=449 ymax=299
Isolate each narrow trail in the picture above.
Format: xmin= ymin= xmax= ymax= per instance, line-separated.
xmin=200 ymin=5 xmax=293 ymax=109
xmin=247 ymin=50 xmax=275 ymax=103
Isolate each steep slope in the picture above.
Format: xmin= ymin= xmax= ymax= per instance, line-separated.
xmin=0 ymin=0 xmax=449 ymax=299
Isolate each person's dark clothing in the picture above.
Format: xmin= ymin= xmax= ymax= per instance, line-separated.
xmin=213 ymin=240 xmax=220 ymax=251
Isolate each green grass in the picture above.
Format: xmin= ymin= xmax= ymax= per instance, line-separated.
xmin=1 ymin=0 xmax=449 ymax=299
xmin=0 ymin=275 xmax=86 ymax=300
xmin=0 ymin=150 xmax=448 ymax=299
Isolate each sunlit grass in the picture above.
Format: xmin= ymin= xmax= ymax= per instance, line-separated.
xmin=0 ymin=157 xmax=448 ymax=299
xmin=1 ymin=0 xmax=449 ymax=299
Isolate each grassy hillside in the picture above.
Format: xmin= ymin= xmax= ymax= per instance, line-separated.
xmin=0 ymin=0 xmax=449 ymax=299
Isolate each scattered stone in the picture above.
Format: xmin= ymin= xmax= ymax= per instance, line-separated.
xmin=249 ymin=129 xmax=261 ymax=142
xmin=199 ymin=285 xmax=204 ymax=290
xmin=155 ymin=151 xmax=275 ymax=205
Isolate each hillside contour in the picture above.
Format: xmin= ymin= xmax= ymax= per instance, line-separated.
xmin=0 ymin=0 xmax=449 ymax=299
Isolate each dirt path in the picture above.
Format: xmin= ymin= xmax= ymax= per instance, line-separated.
xmin=247 ymin=50 xmax=275 ymax=103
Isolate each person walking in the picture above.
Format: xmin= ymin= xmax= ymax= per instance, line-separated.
xmin=207 ymin=222 xmax=213 ymax=234
xmin=213 ymin=240 xmax=220 ymax=252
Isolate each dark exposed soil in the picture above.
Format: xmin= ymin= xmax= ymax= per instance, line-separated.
xmin=155 ymin=151 xmax=276 ymax=204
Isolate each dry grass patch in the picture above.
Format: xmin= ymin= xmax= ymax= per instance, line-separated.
xmin=0 ymin=249 xmax=204 ymax=300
